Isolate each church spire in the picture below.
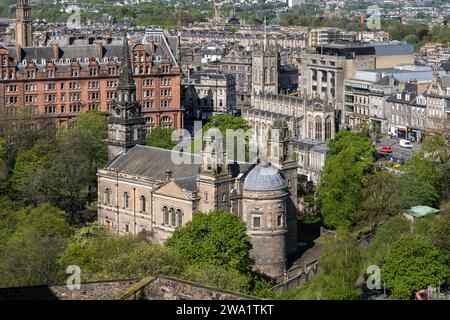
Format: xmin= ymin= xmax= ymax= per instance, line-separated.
xmin=117 ymin=35 xmax=136 ymax=93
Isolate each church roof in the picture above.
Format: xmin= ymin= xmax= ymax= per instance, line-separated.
xmin=107 ymin=145 xmax=201 ymax=182
xmin=243 ymin=163 xmax=286 ymax=192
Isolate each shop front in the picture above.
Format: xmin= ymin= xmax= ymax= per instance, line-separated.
xmin=407 ymin=127 xmax=422 ymax=143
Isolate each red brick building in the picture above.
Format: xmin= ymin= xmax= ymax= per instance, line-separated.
xmin=0 ymin=38 xmax=182 ymax=130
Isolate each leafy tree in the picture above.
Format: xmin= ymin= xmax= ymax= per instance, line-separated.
xmin=366 ymin=216 xmax=411 ymax=266
xmin=382 ymin=235 xmax=447 ymax=300
xmin=318 ymin=132 xmax=375 ymax=229
xmin=399 ymin=172 xmax=439 ymax=208
xmin=295 ymin=230 xmax=364 ymax=300
xmin=357 ymin=172 xmax=404 ymax=228
xmin=11 ymin=140 xmax=56 ymax=206
xmin=166 ymin=210 xmax=254 ymax=273
xmin=146 ymin=127 xmax=178 ymax=150
xmin=0 ymin=205 xmax=72 ymax=288
xmin=404 ymin=135 xmax=449 ymax=204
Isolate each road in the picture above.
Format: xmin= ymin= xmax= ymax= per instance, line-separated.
xmin=375 ymin=136 xmax=421 ymax=161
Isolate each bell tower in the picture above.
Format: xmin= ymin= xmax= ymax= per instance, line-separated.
xmin=196 ymin=128 xmax=232 ymax=213
xmin=16 ymin=0 xmax=33 ymax=47
xmin=107 ymin=35 xmax=146 ymax=162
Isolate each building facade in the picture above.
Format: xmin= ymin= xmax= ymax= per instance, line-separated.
xmin=181 ymin=70 xmax=235 ymax=120
xmin=1 ymin=3 xmax=182 ymax=129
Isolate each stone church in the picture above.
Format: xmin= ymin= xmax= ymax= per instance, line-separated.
xmin=97 ymin=37 xmax=298 ymax=278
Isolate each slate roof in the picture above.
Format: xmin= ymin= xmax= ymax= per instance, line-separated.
xmin=107 ymin=145 xmax=201 ymax=182
xmin=106 ymin=145 xmax=252 ymax=183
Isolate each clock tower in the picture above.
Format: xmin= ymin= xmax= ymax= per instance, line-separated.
xmin=108 ymin=35 xmax=146 ymax=162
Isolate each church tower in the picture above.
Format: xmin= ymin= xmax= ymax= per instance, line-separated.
xmin=107 ymin=36 xmax=146 ymax=162
xmin=196 ymin=128 xmax=232 ymax=213
xmin=267 ymin=120 xmax=298 ymax=256
xmin=16 ymin=0 xmax=33 ymax=47
xmin=251 ymin=24 xmax=279 ymax=106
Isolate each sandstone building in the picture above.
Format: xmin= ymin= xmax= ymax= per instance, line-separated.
xmin=0 ymin=2 xmax=182 ymax=130
xmin=97 ymin=39 xmax=298 ymax=278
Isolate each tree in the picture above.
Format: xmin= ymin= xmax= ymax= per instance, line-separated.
xmin=366 ymin=216 xmax=411 ymax=266
xmin=0 ymin=205 xmax=72 ymax=288
xmin=295 ymin=230 xmax=364 ymax=300
xmin=10 ymin=140 xmax=57 ymax=206
xmin=382 ymin=235 xmax=447 ymax=300
xmin=146 ymin=127 xmax=178 ymax=150
xmin=404 ymin=135 xmax=449 ymax=204
xmin=166 ymin=210 xmax=254 ymax=273
xmin=317 ymin=132 xmax=375 ymax=229
xmin=357 ymin=172 xmax=404 ymax=229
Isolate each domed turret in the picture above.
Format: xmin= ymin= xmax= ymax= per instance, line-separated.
xmin=243 ymin=163 xmax=285 ymax=191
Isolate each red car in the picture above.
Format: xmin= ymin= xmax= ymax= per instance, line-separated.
xmin=380 ymin=146 xmax=393 ymax=153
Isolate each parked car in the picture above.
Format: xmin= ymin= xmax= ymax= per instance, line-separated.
xmin=399 ymin=139 xmax=413 ymax=148
xmin=380 ymin=146 xmax=393 ymax=153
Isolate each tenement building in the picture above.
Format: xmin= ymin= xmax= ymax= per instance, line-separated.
xmin=181 ymin=70 xmax=235 ymax=120
xmin=0 ymin=2 xmax=182 ymax=130
xmin=97 ymin=41 xmax=298 ymax=278
xmin=300 ymin=42 xmax=414 ymax=127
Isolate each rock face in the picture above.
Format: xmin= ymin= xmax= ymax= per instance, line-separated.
xmin=0 ymin=277 xmax=258 ymax=300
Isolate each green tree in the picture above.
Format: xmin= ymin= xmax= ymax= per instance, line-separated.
xmin=318 ymin=131 xmax=375 ymax=230
xmin=357 ymin=172 xmax=404 ymax=229
xmin=166 ymin=210 xmax=254 ymax=273
xmin=382 ymin=235 xmax=447 ymax=300
xmin=366 ymin=216 xmax=411 ymax=266
xmin=0 ymin=205 xmax=71 ymax=288
xmin=146 ymin=127 xmax=178 ymax=150
xmin=295 ymin=230 xmax=364 ymax=300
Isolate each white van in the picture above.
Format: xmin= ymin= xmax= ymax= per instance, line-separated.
xmin=399 ymin=139 xmax=413 ymax=148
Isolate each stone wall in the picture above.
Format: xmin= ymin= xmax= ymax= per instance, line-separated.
xmin=0 ymin=277 xmax=257 ymax=300
xmin=121 ymin=277 xmax=258 ymax=300
xmin=0 ymin=280 xmax=138 ymax=300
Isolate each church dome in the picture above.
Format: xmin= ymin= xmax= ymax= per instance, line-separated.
xmin=243 ymin=163 xmax=286 ymax=191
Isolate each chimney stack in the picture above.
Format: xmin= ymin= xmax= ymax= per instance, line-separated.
xmin=52 ymin=42 xmax=60 ymax=61
xmin=166 ymin=170 xmax=173 ymax=181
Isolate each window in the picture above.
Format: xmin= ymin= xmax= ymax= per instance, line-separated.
xmin=176 ymin=209 xmax=183 ymax=227
xmin=163 ymin=206 xmax=169 ymax=225
xmin=140 ymin=195 xmax=146 ymax=213
xmin=123 ymin=192 xmax=129 ymax=209
xmin=104 ymin=188 xmax=111 ymax=205
xmin=133 ymin=128 xmax=138 ymax=141
xmin=125 ymin=224 xmax=129 ymax=233
xmin=204 ymin=192 xmax=208 ymax=202
xmin=170 ymin=208 xmax=176 ymax=227
xmin=222 ymin=193 xmax=227 ymax=203
xmin=277 ymin=215 xmax=282 ymax=227
xmin=253 ymin=216 xmax=261 ymax=229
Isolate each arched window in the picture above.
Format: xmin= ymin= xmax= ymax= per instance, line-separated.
xmin=123 ymin=192 xmax=129 ymax=209
xmin=176 ymin=209 xmax=183 ymax=227
xmin=170 ymin=208 xmax=176 ymax=227
xmin=325 ymin=116 xmax=332 ymax=140
xmin=315 ymin=115 xmax=323 ymax=141
xmin=307 ymin=116 xmax=313 ymax=139
xmin=140 ymin=195 xmax=146 ymax=213
xmin=270 ymin=66 xmax=275 ymax=82
xmin=163 ymin=206 xmax=169 ymax=225
xmin=264 ymin=67 xmax=268 ymax=83
xmin=115 ymin=128 xmax=120 ymax=140
xmin=104 ymin=188 xmax=110 ymax=205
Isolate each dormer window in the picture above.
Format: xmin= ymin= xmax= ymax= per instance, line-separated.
xmin=396 ymin=92 xmax=402 ymax=99
xmin=405 ymin=93 xmax=410 ymax=101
